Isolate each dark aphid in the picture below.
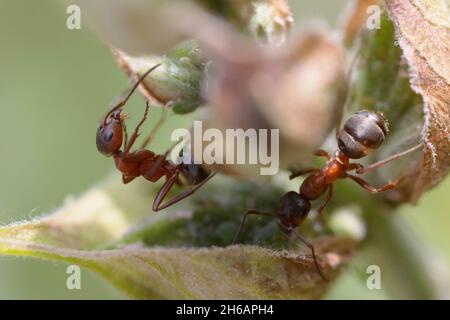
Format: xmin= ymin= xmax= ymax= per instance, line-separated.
xmin=234 ymin=110 xmax=423 ymax=281
xmin=96 ymin=65 xmax=215 ymax=211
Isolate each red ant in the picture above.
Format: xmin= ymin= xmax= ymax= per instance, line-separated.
xmin=233 ymin=110 xmax=425 ymax=281
xmin=96 ymin=64 xmax=215 ymax=211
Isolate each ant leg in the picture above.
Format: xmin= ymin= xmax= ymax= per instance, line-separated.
xmin=332 ymin=44 xmax=364 ymax=142
xmin=233 ymin=210 xmax=276 ymax=244
xmin=347 ymin=163 xmax=364 ymax=172
xmin=291 ymin=232 xmax=328 ymax=282
xmin=103 ymin=64 xmax=161 ymax=123
xmin=123 ymin=104 xmax=151 ymax=156
xmin=355 ymin=143 xmax=423 ymax=174
xmin=314 ymin=149 xmax=331 ymax=160
xmin=289 ymin=168 xmax=319 ymax=180
xmin=312 ymin=185 xmax=333 ymax=230
xmin=289 ymin=150 xmax=329 ymax=180
xmin=289 ymin=151 xmax=328 ymax=180
xmin=353 ymin=129 xmax=447 ymax=174
xmin=317 ymin=185 xmax=333 ymax=217
xmin=145 ymin=142 xmax=178 ymax=180
xmin=152 ymin=172 xmax=179 ymax=212
xmin=347 ymin=174 xmax=405 ymax=194
xmin=152 ymin=172 xmax=217 ymax=212
xmin=142 ymin=138 xmax=182 ymax=185
xmin=140 ymin=103 xmax=169 ymax=149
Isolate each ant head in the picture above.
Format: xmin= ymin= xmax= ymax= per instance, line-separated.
xmin=96 ymin=109 xmax=125 ymax=157
xmin=277 ymin=192 xmax=311 ymax=232
xmin=337 ymin=110 xmax=389 ymax=159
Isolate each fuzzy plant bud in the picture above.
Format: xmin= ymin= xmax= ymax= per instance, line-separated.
xmin=113 ymin=41 xmax=206 ymax=114
xmin=247 ymin=0 xmax=294 ymax=45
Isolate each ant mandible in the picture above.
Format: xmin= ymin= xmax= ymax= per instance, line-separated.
xmin=96 ymin=64 xmax=215 ymax=211
xmin=233 ymin=110 xmax=424 ymax=281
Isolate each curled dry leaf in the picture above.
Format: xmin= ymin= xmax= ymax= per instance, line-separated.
xmin=385 ymin=0 xmax=450 ymax=201
xmin=346 ymin=10 xmax=424 ymax=203
xmin=344 ymin=2 xmax=449 ymax=203
xmin=0 ymin=177 xmax=354 ymax=299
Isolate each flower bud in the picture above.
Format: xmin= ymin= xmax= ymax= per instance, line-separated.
xmin=113 ymin=40 xmax=206 ymax=114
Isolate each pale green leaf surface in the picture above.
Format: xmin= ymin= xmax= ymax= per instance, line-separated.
xmin=0 ymin=177 xmax=354 ymax=299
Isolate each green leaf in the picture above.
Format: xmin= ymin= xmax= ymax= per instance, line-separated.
xmin=0 ymin=176 xmax=354 ymax=299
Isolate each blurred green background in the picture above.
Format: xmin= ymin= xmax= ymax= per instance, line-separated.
xmin=0 ymin=0 xmax=448 ymax=299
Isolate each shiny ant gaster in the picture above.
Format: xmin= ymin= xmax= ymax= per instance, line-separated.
xmin=234 ymin=110 xmax=424 ymax=281
xmin=96 ymin=65 xmax=215 ymax=211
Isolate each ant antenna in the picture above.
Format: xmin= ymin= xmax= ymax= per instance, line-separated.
xmin=103 ymin=63 xmax=162 ymax=126
xmin=335 ymin=41 xmax=363 ymax=138
xmin=140 ymin=102 xmax=170 ymax=149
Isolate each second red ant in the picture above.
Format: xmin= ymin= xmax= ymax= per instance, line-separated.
xmin=96 ymin=65 xmax=215 ymax=211
xmin=233 ymin=110 xmax=426 ymax=281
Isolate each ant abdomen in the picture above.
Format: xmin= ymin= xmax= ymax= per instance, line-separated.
xmin=277 ymin=191 xmax=311 ymax=232
xmin=337 ymin=110 xmax=389 ymax=159
xmin=179 ymin=163 xmax=211 ymax=186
